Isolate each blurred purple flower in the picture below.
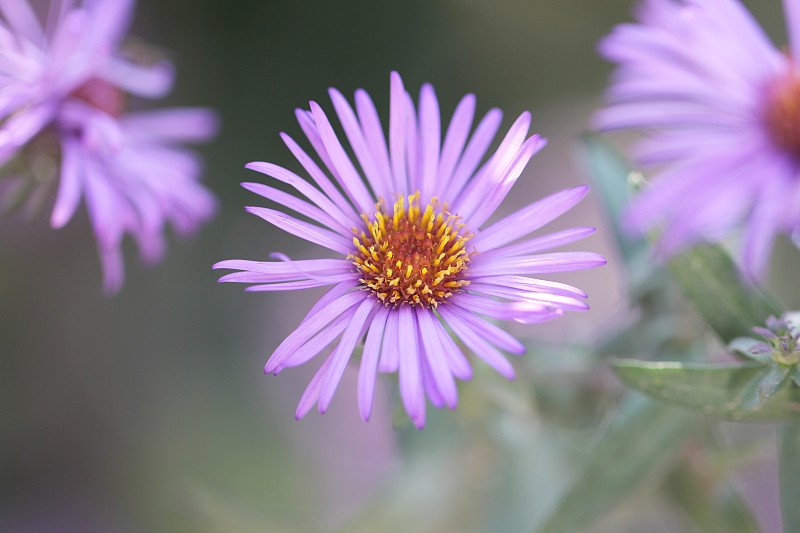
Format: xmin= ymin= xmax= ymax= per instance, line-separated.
xmin=0 ymin=0 xmax=217 ymax=293
xmin=596 ymin=0 xmax=800 ymax=280
xmin=215 ymin=72 xmax=605 ymax=428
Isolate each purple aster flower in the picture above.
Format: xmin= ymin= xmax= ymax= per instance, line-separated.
xmin=596 ymin=0 xmax=800 ymax=279
xmin=0 ymin=0 xmax=217 ymax=293
xmin=215 ymin=72 xmax=605 ymax=428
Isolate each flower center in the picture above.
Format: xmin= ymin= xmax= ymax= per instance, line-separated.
xmin=71 ymin=78 xmax=126 ymax=117
xmin=350 ymin=192 xmax=472 ymax=308
xmin=764 ymin=68 xmax=800 ymax=160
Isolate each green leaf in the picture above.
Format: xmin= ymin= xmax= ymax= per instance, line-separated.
xmin=728 ymin=337 xmax=772 ymax=363
xmin=780 ymin=423 xmax=800 ymax=533
xmin=579 ymin=133 xmax=653 ymax=291
xmin=665 ymin=461 xmax=760 ymax=533
xmin=613 ymin=359 xmax=800 ymax=421
xmin=752 ymin=365 xmax=790 ymax=408
xmin=668 ymin=244 xmax=784 ymax=344
xmin=792 ymin=367 xmax=800 ymax=387
xmin=535 ymin=398 xmax=694 ymax=533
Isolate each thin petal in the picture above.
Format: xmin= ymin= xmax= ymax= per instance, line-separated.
xmin=440 ymin=303 xmax=526 ymax=354
xmin=416 ymin=307 xmax=458 ymax=409
xmin=309 ymin=101 xmax=374 ymax=214
xmin=472 ymin=185 xmax=589 ymax=251
xmin=467 ymin=252 xmax=607 ymax=277
xmin=329 ymin=87 xmax=391 ymax=200
xmin=295 ymin=355 xmax=334 ymax=420
xmin=398 ymin=306 xmax=425 ymax=428
xmin=264 ymin=290 xmax=365 ymax=373
xmin=440 ymin=307 xmax=516 ymax=380
xmin=435 ymin=93 xmax=475 ymax=197
xmin=101 ymin=58 xmax=174 ymax=98
xmin=358 ymin=305 xmax=390 ymax=421
xmin=318 ymin=299 xmax=376 ymax=413
xmin=478 ymin=227 xmax=597 ymax=259
xmin=379 ymin=308 xmax=400 ymax=372
xmin=279 ymin=133 xmax=360 ymax=223
xmin=50 ymin=137 xmax=83 ymax=228
xmin=241 ymin=181 xmax=350 ymax=235
xmin=245 ymin=206 xmax=352 ymax=255
xmin=445 ymin=108 xmax=503 ymax=199
xmin=418 ymin=83 xmax=440 ymax=203
xmin=389 ymin=70 xmax=408 ymax=193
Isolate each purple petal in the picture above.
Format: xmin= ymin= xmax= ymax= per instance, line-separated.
xmin=245 ymin=161 xmax=357 ymax=228
xmin=318 ymin=299 xmax=376 ymax=413
xmin=435 ymin=93 xmax=475 ymax=197
xmin=479 ymin=227 xmax=597 ymax=259
xmin=305 ymin=281 xmax=358 ymax=320
xmin=467 ymin=252 xmax=607 ymax=277
xmin=389 ymin=71 xmax=408 ymax=193
xmin=295 ymin=355 xmax=335 ymax=420
xmin=309 ymin=100 xmax=374 ymax=214
xmin=245 ymin=206 xmax=352 ymax=255
xmin=398 ymin=306 xmax=425 ymax=428
xmin=452 ymin=293 xmax=564 ymax=324
xmin=121 ymin=108 xmax=217 ymax=143
xmin=445 ymin=107 xmax=503 ymax=199
xmin=440 ymin=303 xmax=525 ymax=354
xmin=50 ymin=137 xmax=83 ymax=228
xmin=101 ymin=58 xmax=174 ymax=99
xmin=276 ymin=312 xmax=351 ymax=371
xmin=439 ymin=307 xmax=516 ymax=380
xmin=241 ymin=181 xmax=350 ymax=235
xmin=431 ymin=315 xmax=473 ymax=380
xmin=358 ymin=305 xmax=390 ymax=421
xmin=244 ymin=278 xmax=351 ymax=291
xmin=472 ymin=185 xmax=589 ymax=252
xmin=329 ymin=87 xmax=391 ymax=200
xmin=378 ymin=308 xmax=400 ymax=372
xmin=466 ymin=283 xmax=589 ymax=311
xmin=787 ymin=0 xmax=800 ymax=63
xmin=0 ymin=0 xmax=43 ymax=46
xmin=742 ymin=173 xmax=790 ymax=280
xmin=421 ymin=353 xmax=445 ymax=409
xmin=416 ymin=308 xmax=457 ymax=409
xmin=264 ymin=290 xmax=366 ymax=373
xmin=417 ymin=83 xmax=440 ymax=203
xmin=465 ymin=134 xmax=545 ymax=229
xmin=455 ymin=111 xmax=532 ymax=222
xmin=279 ymin=133 xmax=360 ymax=224
xmin=355 ymin=88 xmax=393 ymax=197
xmin=467 ymin=274 xmax=587 ymax=299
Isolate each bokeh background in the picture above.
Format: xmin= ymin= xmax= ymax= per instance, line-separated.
xmin=1 ymin=1 xmax=795 ymax=532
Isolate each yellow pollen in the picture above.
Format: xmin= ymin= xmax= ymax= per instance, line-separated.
xmin=349 ymin=191 xmax=474 ymax=308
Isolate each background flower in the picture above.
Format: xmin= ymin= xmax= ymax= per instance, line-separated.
xmin=0 ymin=0 xmax=217 ymax=292
xmin=596 ymin=0 xmax=800 ymax=280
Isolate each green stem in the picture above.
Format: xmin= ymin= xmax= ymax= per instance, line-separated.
xmin=779 ymin=423 xmax=800 ymax=532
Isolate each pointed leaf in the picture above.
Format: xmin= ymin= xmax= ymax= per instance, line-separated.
xmin=666 ymin=462 xmax=760 ymax=533
xmin=738 ymin=365 xmax=791 ymax=410
xmin=728 ymin=337 xmax=773 ymax=363
xmin=535 ymin=399 xmax=694 ymax=533
xmin=613 ymin=359 xmax=800 ymax=421
xmin=780 ymin=423 xmax=800 ymax=533
xmin=579 ymin=133 xmax=651 ymax=288
xmin=668 ymin=244 xmax=783 ymax=344
xmin=757 ymin=365 xmax=790 ymax=404
xmin=792 ymin=368 xmax=800 ymax=387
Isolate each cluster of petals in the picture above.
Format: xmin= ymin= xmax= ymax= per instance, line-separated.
xmin=215 ymin=72 xmax=605 ymax=428
xmin=596 ymin=0 xmax=800 ymax=280
xmin=0 ymin=0 xmax=217 ymax=292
